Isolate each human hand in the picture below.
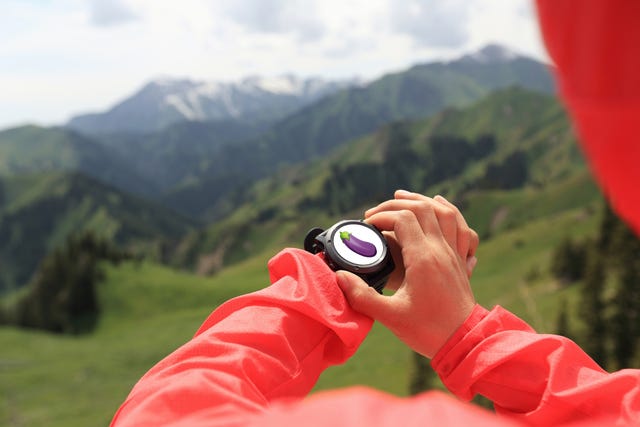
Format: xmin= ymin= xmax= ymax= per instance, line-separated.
xmin=367 ymin=192 xmax=478 ymax=292
xmin=336 ymin=190 xmax=478 ymax=358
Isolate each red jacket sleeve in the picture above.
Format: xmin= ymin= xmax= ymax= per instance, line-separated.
xmin=432 ymin=305 xmax=640 ymax=425
xmin=110 ymin=248 xmax=373 ymax=427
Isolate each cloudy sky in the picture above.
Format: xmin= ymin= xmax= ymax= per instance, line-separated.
xmin=1 ymin=0 xmax=548 ymax=129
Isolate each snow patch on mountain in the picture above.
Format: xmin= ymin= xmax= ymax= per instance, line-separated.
xmin=164 ymin=94 xmax=199 ymax=120
xmin=67 ymin=75 xmax=355 ymax=134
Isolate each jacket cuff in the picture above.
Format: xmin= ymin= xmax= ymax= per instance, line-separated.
xmin=431 ymin=305 xmax=536 ymax=400
xmin=431 ymin=304 xmax=490 ymax=376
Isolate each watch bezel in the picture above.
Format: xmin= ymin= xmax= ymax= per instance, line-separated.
xmin=321 ymin=220 xmax=390 ymax=275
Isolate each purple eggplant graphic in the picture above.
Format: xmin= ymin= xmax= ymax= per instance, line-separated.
xmin=340 ymin=231 xmax=377 ymax=257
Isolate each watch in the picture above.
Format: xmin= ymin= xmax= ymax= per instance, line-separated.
xmin=304 ymin=220 xmax=395 ymax=293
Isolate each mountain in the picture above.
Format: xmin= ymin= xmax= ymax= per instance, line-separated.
xmin=56 ymin=44 xmax=556 ymax=222
xmin=0 ymin=171 xmax=194 ymax=293
xmin=160 ymin=45 xmax=556 ymax=220
xmin=450 ymin=44 xmax=555 ymax=94
xmin=95 ymin=118 xmax=274 ymax=191
xmin=170 ymin=87 xmax=598 ymax=275
xmin=67 ymin=75 xmax=357 ymax=135
xmin=0 ymin=125 xmax=157 ymax=196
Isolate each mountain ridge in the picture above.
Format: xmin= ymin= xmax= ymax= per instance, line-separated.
xmin=67 ymin=75 xmax=357 ymax=135
xmin=0 ymin=125 xmax=158 ymax=196
xmin=158 ymin=46 xmax=555 ymax=220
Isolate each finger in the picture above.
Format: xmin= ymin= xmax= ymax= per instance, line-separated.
xmin=433 ymin=195 xmax=466 ymax=226
xmin=336 ymin=271 xmax=398 ymax=322
xmin=366 ymin=209 xmax=441 ymax=248
xmin=432 ymin=202 xmax=458 ymax=255
xmin=466 ymin=256 xmax=478 ymax=278
xmin=380 ymin=231 xmax=404 ymax=291
xmin=364 ymin=190 xmax=429 ymax=218
xmin=469 ymin=225 xmax=479 ymax=254
xmin=368 ymin=198 xmax=459 ymax=253
xmin=434 ymin=195 xmax=479 ymax=278
xmin=364 ymin=190 xmax=426 ymax=218
xmin=365 ymin=199 xmax=443 ymax=238
xmin=434 ymin=195 xmax=478 ymax=259
xmin=394 ymin=189 xmax=429 ymax=201
xmin=467 ymin=229 xmax=479 ymax=258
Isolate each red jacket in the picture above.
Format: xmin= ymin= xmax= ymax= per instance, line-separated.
xmin=111 ymin=249 xmax=640 ymax=427
xmin=112 ymin=1 xmax=640 ymax=425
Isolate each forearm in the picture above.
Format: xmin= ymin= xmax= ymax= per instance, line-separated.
xmin=111 ymin=249 xmax=373 ymax=427
xmin=433 ymin=305 xmax=640 ymax=425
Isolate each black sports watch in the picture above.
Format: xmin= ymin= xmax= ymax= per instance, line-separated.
xmin=304 ymin=220 xmax=395 ymax=293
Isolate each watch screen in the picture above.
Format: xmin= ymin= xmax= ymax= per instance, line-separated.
xmin=333 ymin=222 xmax=385 ymax=267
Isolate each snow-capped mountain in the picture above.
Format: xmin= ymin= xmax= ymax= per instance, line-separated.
xmin=67 ymin=75 xmax=357 ymax=135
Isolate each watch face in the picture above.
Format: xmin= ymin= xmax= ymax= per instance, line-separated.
xmin=331 ymin=222 xmax=386 ymax=267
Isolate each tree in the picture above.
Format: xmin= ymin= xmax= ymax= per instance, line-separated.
xmin=473 ymin=134 xmax=496 ymax=158
xmin=608 ymin=222 xmax=640 ymax=368
xmin=4 ymin=231 xmax=129 ymax=334
xmin=575 ymin=203 xmax=640 ymax=369
xmin=555 ymin=298 xmax=573 ymax=341
xmin=478 ymin=151 xmax=528 ymax=190
xmin=580 ymin=246 xmax=608 ymax=368
xmin=426 ymin=135 xmax=473 ymax=184
xmin=550 ymin=237 xmax=586 ymax=284
xmin=408 ymin=351 xmax=436 ymax=395
xmin=0 ymin=180 xmax=5 ymax=209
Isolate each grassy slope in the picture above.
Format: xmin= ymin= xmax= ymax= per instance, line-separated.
xmin=0 ymin=186 xmax=602 ymax=426
xmin=0 ymin=125 xmax=154 ymax=196
xmin=0 ymin=256 xmax=269 ymax=427
xmin=0 ymin=172 xmax=194 ymax=293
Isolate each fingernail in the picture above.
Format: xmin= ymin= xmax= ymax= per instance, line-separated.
xmin=467 ymin=256 xmax=478 ymax=274
xmin=336 ymin=271 xmax=349 ymax=289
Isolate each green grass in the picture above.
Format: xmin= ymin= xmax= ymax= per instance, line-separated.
xmin=0 ymin=256 xmax=270 ymax=427
xmin=471 ymin=206 xmax=599 ymax=331
xmin=462 ymin=170 xmax=600 ymax=239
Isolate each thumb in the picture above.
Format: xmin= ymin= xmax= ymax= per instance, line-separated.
xmin=336 ymin=271 xmax=393 ymax=321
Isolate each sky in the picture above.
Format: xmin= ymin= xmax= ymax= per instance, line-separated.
xmin=0 ymin=0 xmax=548 ymax=130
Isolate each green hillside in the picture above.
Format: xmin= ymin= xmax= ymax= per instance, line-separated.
xmin=0 ymin=172 xmax=193 ymax=293
xmin=173 ymin=87 xmax=595 ymax=275
xmin=96 ymin=118 xmax=273 ymax=191
xmin=0 ymin=125 xmax=155 ymax=196
xmin=159 ymin=56 xmax=553 ymax=221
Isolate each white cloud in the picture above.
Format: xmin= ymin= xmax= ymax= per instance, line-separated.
xmin=89 ymin=0 xmax=139 ymax=27
xmin=220 ymin=0 xmax=325 ymax=41
xmin=389 ymin=0 xmax=472 ymax=48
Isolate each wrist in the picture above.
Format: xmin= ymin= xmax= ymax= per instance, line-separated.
xmin=431 ymin=304 xmax=489 ymax=363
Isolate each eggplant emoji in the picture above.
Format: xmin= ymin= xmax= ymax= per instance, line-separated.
xmin=339 ymin=231 xmax=377 ymax=257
